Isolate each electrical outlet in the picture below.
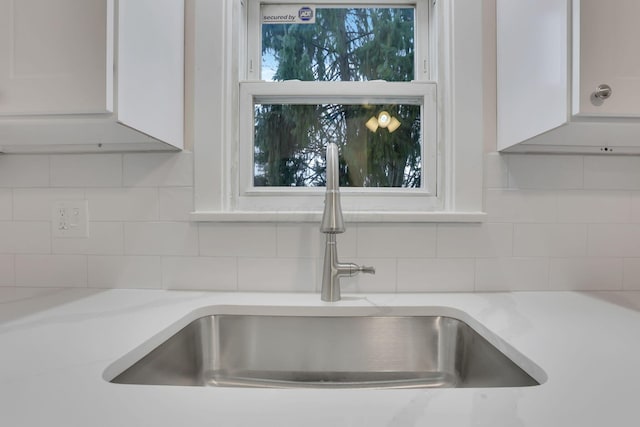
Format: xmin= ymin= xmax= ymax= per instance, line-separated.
xmin=52 ymin=201 xmax=89 ymax=238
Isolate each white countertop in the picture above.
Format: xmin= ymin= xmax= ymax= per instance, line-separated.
xmin=1 ymin=289 xmax=639 ymax=426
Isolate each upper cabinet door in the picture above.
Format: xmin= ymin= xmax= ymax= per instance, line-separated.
xmin=575 ymin=0 xmax=640 ymax=117
xmin=0 ymin=0 xmax=184 ymax=152
xmin=0 ymin=0 xmax=108 ymax=115
xmin=496 ymin=0 xmax=569 ymax=150
xmin=117 ymin=0 xmax=184 ymax=149
xmin=497 ymin=0 xmax=640 ymax=153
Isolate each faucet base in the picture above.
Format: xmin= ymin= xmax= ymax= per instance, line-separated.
xmin=320 ymin=234 xmax=375 ymax=302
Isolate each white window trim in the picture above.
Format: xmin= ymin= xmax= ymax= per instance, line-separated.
xmin=191 ymin=0 xmax=485 ymax=223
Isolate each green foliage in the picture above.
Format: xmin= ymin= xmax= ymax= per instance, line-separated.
xmin=255 ymin=7 xmax=421 ymax=188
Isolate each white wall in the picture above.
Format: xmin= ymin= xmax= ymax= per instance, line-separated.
xmin=1 ymin=0 xmax=638 ymax=293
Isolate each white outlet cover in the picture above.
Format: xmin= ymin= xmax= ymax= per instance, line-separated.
xmin=52 ymin=200 xmax=89 ymax=238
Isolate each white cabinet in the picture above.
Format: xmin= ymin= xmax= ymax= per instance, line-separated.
xmin=497 ymin=0 xmax=640 ymax=154
xmin=0 ymin=0 xmax=107 ymax=115
xmin=574 ymin=0 xmax=640 ymax=117
xmin=0 ymin=0 xmax=184 ymax=153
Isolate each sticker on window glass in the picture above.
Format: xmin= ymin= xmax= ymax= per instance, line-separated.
xmin=262 ymin=5 xmax=316 ymax=24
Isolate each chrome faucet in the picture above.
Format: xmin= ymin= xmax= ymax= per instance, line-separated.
xmin=320 ymin=143 xmax=375 ymax=302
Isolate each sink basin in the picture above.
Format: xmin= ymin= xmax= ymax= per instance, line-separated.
xmin=108 ymin=306 xmax=543 ymax=389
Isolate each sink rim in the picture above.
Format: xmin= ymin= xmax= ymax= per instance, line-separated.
xmin=103 ymin=304 xmax=548 ymax=386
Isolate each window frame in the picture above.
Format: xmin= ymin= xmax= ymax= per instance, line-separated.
xmin=241 ymin=0 xmax=435 ymax=213
xmin=191 ymin=0 xmax=485 ymax=222
xmin=238 ymin=81 xmax=439 ymax=212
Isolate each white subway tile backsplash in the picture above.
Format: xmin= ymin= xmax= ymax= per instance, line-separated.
xmin=484 ymin=152 xmax=509 ymax=189
xmin=584 ymin=156 xmax=640 ymax=190
xmin=2 ymin=149 xmax=639 ymax=293
xmin=588 ymin=224 xmax=640 ymax=257
xmin=623 ymin=259 xmax=640 ymax=290
xmin=199 ymin=223 xmax=276 ymax=257
xmin=238 ymin=258 xmax=316 ymax=292
xmin=278 ymin=224 xmax=358 ymax=259
xmin=86 ymin=188 xmax=159 ymax=221
xmin=558 ymin=190 xmax=631 ymax=223
xmin=0 ymin=155 xmax=49 ymax=188
xmin=88 ymin=256 xmax=161 ymax=289
xmin=629 ymin=193 xmax=640 ymax=223
xmin=15 ymin=255 xmax=87 ymax=287
xmin=0 ymin=222 xmax=50 ymax=254
xmin=549 ymin=258 xmax=623 ymax=291
xmin=437 ymin=223 xmax=513 ymax=258
xmin=277 ymin=224 xmax=323 ymax=258
xmin=397 ymin=258 xmax=475 ymax=292
xmin=53 ymin=222 xmax=124 ymax=255
xmin=357 ymin=224 xmax=437 ymax=258
xmin=475 ymin=257 xmax=549 ymax=291
xmin=0 ymin=190 xmax=12 ymax=220
xmin=13 ymin=188 xmax=85 ymax=221
xmin=0 ymin=255 xmax=14 ymax=286
xmin=514 ymin=224 xmax=587 ymax=257
xmin=507 ymin=154 xmax=584 ymax=190
xmin=484 ymin=189 xmax=557 ymax=223
xmin=162 ymin=256 xmax=237 ymax=291
xmin=159 ymin=187 xmax=193 ymax=221
xmin=51 ymin=154 xmax=122 ymax=187
xmin=123 ymin=152 xmax=193 ymax=187
xmin=125 ymin=222 xmax=199 ymax=256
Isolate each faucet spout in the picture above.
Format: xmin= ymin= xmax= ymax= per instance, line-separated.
xmin=320 ymin=143 xmax=345 ymax=234
xmin=321 ymin=234 xmax=376 ymax=302
xmin=320 ymin=143 xmax=374 ymax=302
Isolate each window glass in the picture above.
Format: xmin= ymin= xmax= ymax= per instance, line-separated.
xmin=261 ymin=7 xmax=415 ymax=82
xmin=253 ymin=102 xmax=422 ymax=188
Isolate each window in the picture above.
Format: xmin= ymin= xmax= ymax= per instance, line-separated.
xmin=192 ymin=0 xmax=484 ymax=222
xmin=238 ymin=80 xmax=438 ymax=212
xmin=238 ymin=0 xmax=437 ymax=212
xmin=246 ymin=4 xmax=428 ymax=191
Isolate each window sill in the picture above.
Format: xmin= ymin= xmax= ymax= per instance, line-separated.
xmin=190 ymin=211 xmax=486 ymax=223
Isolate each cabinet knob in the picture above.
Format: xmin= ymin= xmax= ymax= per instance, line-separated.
xmin=594 ymin=84 xmax=612 ymax=100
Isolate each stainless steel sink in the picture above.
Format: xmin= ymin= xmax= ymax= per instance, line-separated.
xmin=108 ymin=307 xmax=543 ymax=389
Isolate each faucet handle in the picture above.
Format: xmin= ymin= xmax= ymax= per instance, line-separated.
xmin=358 ymin=265 xmax=376 ymax=275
